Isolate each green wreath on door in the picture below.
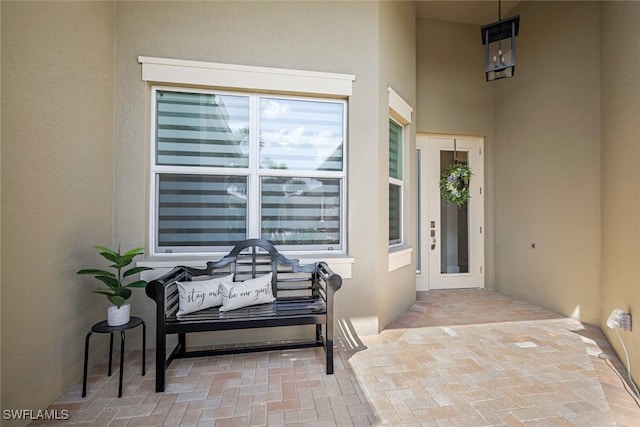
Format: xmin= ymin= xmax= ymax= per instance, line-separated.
xmin=439 ymin=163 xmax=472 ymax=206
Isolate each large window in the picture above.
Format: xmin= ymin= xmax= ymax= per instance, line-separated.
xmin=151 ymin=88 xmax=346 ymax=254
xmin=389 ymin=118 xmax=404 ymax=246
xmin=386 ymin=87 xmax=412 ymax=268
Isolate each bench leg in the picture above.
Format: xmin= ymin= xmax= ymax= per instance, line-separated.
xmin=326 ymin=339 xmax=334 ymax=375
xmin=179 ymin=333 xmax=186 ymax=354
xmin=155 ymin=326 xmax=166 ymax=392
xmin=326 ymin=319 xmax=335 ymax=375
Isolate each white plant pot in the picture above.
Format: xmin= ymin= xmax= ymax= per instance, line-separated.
xmin=107 ymin=303 xmax=130 ymax=326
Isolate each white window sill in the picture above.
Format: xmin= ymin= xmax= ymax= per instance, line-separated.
xmin=138 ymin=254 xmax=354 ymax=280
xmin=388 ymin=246 xmax=413 ymax=272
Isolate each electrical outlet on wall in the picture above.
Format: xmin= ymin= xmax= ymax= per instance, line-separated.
xmin=606 ymin=308 xmax=632 ymax=331
xmin=620 ymin=312 xmax=632 ymax=331
xmin=607 ymin=308 xmax=624 ymax=329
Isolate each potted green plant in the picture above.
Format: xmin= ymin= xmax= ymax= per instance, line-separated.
xmin=77 ymin=246 xmax=153 ymax=326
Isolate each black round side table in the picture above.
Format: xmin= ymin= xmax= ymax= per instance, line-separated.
xmin=82 ymin=316 xmax=146 ymax=398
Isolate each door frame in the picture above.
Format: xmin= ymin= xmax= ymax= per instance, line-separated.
xmin=416 ymin=133 xmax=485 ymax=291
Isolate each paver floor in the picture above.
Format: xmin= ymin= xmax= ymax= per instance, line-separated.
xmin=36 ymin=289 xmax=640 ymax=426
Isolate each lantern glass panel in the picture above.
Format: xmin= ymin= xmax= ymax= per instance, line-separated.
xmin=486 ymin=38 xmax=514 ymax=80
xmin=487 ymin=39 xmax=514 ymax=70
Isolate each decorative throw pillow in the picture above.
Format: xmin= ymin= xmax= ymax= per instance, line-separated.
xmin=219 ymin=272 xmax=275 ymax=312
xmin=176 ymin=274 xmax=234 ymax=316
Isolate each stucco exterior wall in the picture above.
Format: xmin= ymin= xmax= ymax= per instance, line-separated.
xmin=416 ymin=18 xmax=493 ymax=137
xmin=5 ymin=0 xmax=638 ymax=418
xmin=0 ymin=1 xmax=3 ymax=412
xmin=1 ymin=1 xmax=114 ymax=420
xmin=113 ymin=1 xmax=414 ymax=346
xmin=600 ymin=0 xmax=640 ymax=389
xmin=377 ymin=1 xmax=417 ymax=330
xmin=493 ymin=1 xmax=601 ymax=325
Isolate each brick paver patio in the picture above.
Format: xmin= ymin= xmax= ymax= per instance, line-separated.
xmin=36 ymin=289 xmax=640 ymax=426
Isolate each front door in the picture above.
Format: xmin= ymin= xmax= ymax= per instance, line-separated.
xmin=416 ymin=134 xmax=484 ymax=290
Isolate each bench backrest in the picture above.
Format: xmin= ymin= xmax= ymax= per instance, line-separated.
xmin=189 ymin=239 xmax=317 ymax=299
xmin=146 ymin=239 xmax=339 ymax=319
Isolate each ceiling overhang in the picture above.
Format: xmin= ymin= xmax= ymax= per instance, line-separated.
xmin=416 ymin=1 xmax=521 ymax=26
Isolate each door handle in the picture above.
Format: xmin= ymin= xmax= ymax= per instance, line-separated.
xmin=430 ymin=229 xmax=436 ymax=250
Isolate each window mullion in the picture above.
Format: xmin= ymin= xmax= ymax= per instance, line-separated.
xmin=389 ymin=176 xmax=403 ymax=187
xmin=153 ymin=165 xmax=251 ymax=176
xmin=248 ymin=94 xmax=261 ymax=239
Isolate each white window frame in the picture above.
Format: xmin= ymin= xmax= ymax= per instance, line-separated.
xmin=389 ymin=117 xmax=404 ymax=247
xmin=140 ymin=57 xmax=355 ymax=257
xmin=388 ymin=87 xmax=413 ymax=271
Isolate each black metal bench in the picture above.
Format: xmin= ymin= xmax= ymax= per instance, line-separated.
xmin=145 ymin=239 xmax=343 ymax=392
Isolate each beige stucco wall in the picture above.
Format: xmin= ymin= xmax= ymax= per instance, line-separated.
xmin=600 ymin=0 xmax=640 ymax=388
xmin=493 ymin=1 xmax=601 ymax=325
xmin=0 ymin=2 xmax=3 ymax=413
xmin=0 ymin=5 xmax=420 ymax=418
xmin=1 ymin=1 xmax=115 ymax=422
xmin=0 ymin=1 xmax=3 ymax=412
xmin=377 ymin=1 xmax=417 ymax=330
xmin=114 ymin=0 xmax=416 ymax=348
xmin=416 ymin=18 xmax=493 ymax=137
xmin=415 ymin=17 xmax=495 ymax=286
xmin=6 ymin=0 xmax=637 ymax=417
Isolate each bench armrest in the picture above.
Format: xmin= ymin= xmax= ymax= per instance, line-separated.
xmin=145 ymin=266 xmax=189 ymax=305
xmin=316 ymin=261 xmax=342 ymax=293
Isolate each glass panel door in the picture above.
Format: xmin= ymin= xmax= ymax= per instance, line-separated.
xmin=439 ymin=150 xmax=469 ymax=275
xmin=416 ymin=134 xmax=484 ymax=291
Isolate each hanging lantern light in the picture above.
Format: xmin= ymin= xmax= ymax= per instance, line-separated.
xmin=481 ymin=0 xmax=520 ymax=81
